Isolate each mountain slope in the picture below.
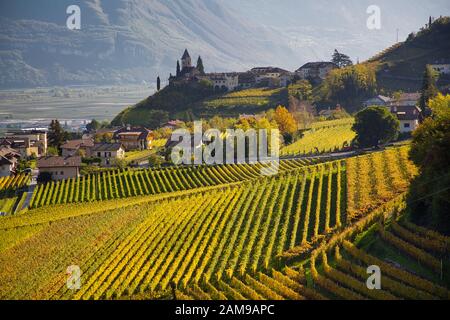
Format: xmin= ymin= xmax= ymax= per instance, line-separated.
xmin=367 ymin=17 xmax=450 ymax=92
xmin=0 ymin=0 xmax=297 ymax=88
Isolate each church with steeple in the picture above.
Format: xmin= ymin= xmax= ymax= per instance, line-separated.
xmin=167 ymin=49 xmax=238 ymax=91
xmin=169 ymin=49 xmax=205 ymax=85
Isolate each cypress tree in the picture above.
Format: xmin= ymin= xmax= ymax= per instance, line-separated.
xmin=197 ymin=56 xmax=205 ymax=74
xmin=157 ymin=76 xmax=161 ymax=91
xmin=418 ymin=65 xmax=438 ymax=120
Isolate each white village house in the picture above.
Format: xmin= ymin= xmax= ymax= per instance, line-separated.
xmin=37 ymin=156 xmax=81 ymax=181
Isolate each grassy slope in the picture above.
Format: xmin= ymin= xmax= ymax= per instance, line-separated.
xmin=113 ymin=82 xmax=288 ymax=126
xmin=368 ymin=17 xmax=450 ymax=92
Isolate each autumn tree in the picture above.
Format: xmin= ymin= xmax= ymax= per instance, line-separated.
xmin=273 ymin=105 xmax=297 ymax=143
xmin=408 ymin=94 xmax=450 ymax=234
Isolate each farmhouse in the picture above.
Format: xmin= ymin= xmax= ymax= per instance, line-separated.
xmin=363 ymin=95 xmax=392 ymax=108
xmin=206 ymin=73 xmax=239 ymax=91
xmin=0 ymin=147 xmax=20 ymax=177
xmin=61 ymin=138 xmax=94 ymax=157
xmin=250 ymin=67 xmax=290 ymax=86
xmin=92 ymin=143 xmax=125 ymax=166
xmin=0 ymin=138 xmax=39 ymax=158
xmin=295 ymin=62 xmax=338 ymax=82
xmin=3 ymin=129 xmax=47 ymax=156
xmin=37 ymin=156 xmax=81 ymax=181
xmin=113 ymin=126 xmax=153 ymax=151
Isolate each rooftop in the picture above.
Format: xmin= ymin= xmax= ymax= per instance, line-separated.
xmin=296 ymin=62 xmax=338 ymax=71
xmin=37 ymin=156 xmax=81 ymax=168
xmin=61 ymin=139 xmax=94 ymax=150
xmin=92 ymin=143 xmax=123 ymax=152
xmin=182 ymin=49 xmax=191 ymax=59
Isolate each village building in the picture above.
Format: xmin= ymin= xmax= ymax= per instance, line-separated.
xmin=37 ymin=156 xmax=81 ymax=180
xmin=295 ymin=62 xmax=338 ymax=82
xmin=0 ymin=137 xmax=39 ymax=158
xmin=363 ymin=95 xmax=392 ymax=108
xmin=391 ymin=105 xmax=421 ymax=133
xmin=92 ymin=143 xmax=125 ymax=166
xmin=205 ymin=73 xmax=239 ymax=91
xmin=163 ymin=120 xmax=185 ymax=130
xmin=250 ymin=67 xmax=290 ymax=85
xmin=113 ymin=126 xmax=153 ymax=151
xmin=3 ymin=129 xmax=47 ymax=156
xmin=169 ymin=49 xmax=202 ymax=85
xmin=390 ymin=92 xmax=421 ymax=107
xmin=389 ymin=93 xmax=421 ymax=133
xmin=0 ymin=147 xmax=21 ymax=177
xmin=238 ymin=72 xmax=256 ymax=89
xmin=61 ymin=138 xmax=94 ymax=157
xmin=430 ymin=61 xmax=450 ymax=75
xmin=280 ymin=72 xmax=295 ymax=87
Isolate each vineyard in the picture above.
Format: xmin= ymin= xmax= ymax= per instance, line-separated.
xmin=308 ymin=200 xmax=450 ymax=300
xmin=281 ymin=119 xmax=355 ymax=156
xmin=28 ymin=158 xmax=321 ymax=209
xmin=203 ymin=87 xmax=285 ymax=109
xmin=124 ymin=139 xmax=167 ymax=164
xmin=0 ymin=147 xmax=430 ymax=300
xmin=0 ymin=173 xmax=30 ymax=215
xmin=0 ymin=174 xmax=30 ymax=193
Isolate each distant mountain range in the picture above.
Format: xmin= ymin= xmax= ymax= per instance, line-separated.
xmin=1 ymin=0 xmax=449 ymax=89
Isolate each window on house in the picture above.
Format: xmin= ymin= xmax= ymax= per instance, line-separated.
xmin=97 ymin=152 xmax=101 ymax=157
xmin=60 ymin=171 xmax=64 ymax=175
xmin=404 ymin=123 xmax=410 ymax=128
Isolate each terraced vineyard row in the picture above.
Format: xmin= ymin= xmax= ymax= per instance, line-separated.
xmin=29 ymin=158 xmax=319 ymax=209
xmin=62 ymin=163 xmax=344 ymax=300
xmin=281 ymin=119 xmax=355 ymax=156
xmin=309 ymin=199 xmax=450 ymax=300
xmin=0 ymin=148 xmax=426 ymax=300
xmin=0 ymin=174 xmax=30 ymax=192
xmin=345 ymin=146 xmax=417 ymax=221
xmin=177 ymin=268 xmax=324 ymax=300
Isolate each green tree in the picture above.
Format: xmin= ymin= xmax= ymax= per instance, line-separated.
xmin=197 ymin=56 xmax=205 ymax=75
xmin=157 ymin=76 xmax=161 ymax=91
xmin=48 ymin=120 xmax=68 ymax=149
xmin=86 ymin=119 xmax=100 ymax=132
xmin=323 ymin=64 xmax=377 ymax=113
xmin=331 ymin=49 xmax=353 ymax=68
xmin=288 ymin=80 xmax=313 ymax=101
xmin=408 ymin=94 xmax=450 ymax=234
xmin=47 ymin=146 xmax=59 ymax=156
xmin=352 ymin=106 xmax=399 ymax=148
xmin=418 ymin=65 xmax=439 ymax=119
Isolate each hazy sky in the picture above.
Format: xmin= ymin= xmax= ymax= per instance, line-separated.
xmin=225 ymin=0 xmax=450 ymax=62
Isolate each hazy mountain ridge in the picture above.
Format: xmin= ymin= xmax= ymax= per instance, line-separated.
xmin=0 ymin=0 xmax=449 ymax=89
xmin=0 ymin=0 xmax=297 ymax=88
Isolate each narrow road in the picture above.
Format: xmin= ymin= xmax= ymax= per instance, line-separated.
xmin=16 ymin=169 xmax=38 ymax=212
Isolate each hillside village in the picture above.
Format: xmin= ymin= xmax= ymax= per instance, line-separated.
xmin=1 ymin=39 xmax=449 ymax=183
